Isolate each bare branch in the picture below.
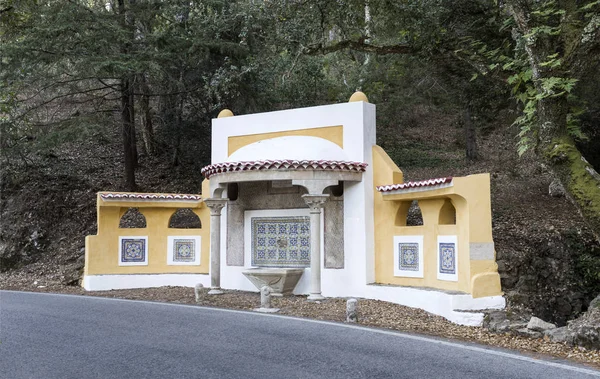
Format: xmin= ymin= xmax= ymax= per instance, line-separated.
xmin=303 ymin=38 xmax=412 ymax=56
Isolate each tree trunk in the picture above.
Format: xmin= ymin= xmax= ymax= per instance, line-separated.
xmin=506 ymin=0 xmax=600 ymax=239
xmin=129 ymin=76 xmax=138 ymax=169
xmin=464 ymin=105 xmax=478 ymax=161
xmin=139 ymin=74 xmax=155 ymax=156
xmin=121 ymin=77 xmax=136 ymax=191
xmin=538 ymin=95 xmax=600 ymax=240
xmin=117 ymin=0 xmax=137 ymax=190
xmin=171 ymin=95 xmax=185 ymax=167
xmin=545 ymin=136 xmax=600 ymax=241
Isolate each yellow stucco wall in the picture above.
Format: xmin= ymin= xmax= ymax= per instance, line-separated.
xmin=201 ymin=178 xmax=210 ymax=197
xmin=84 ymin=194 xmax=210 ymax=276
xmin=227 ymin=125 xmax=343 ymax=156
xmin=372 ymin=146 xmax=501 ymax=297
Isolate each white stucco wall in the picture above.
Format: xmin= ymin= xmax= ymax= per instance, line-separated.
xmin=226 ymin=136 xmax=349 ymax=162
xmin=212 ymin=101 xmax=376 ymax=299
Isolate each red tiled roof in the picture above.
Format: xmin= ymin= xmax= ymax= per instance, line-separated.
xmin=376 ymin=177 xmax=453 ymax=193
xmin=100 ymin=193 xmax=202 ymax=201
xmin=201 ymin=159 xmax=368 ymax=179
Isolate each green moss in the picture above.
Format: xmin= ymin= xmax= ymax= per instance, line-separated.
xmin=546 ymin=138 xmax=600 ymax=236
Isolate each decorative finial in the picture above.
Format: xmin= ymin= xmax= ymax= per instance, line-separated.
xmin=349 ymin=91 xmax=369 ymax=103
xmin=217 ymin=109 xmax=234 ymax=118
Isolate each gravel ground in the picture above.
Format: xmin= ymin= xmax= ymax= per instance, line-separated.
xmin=1 ymin=275 xmax=599 ymax=369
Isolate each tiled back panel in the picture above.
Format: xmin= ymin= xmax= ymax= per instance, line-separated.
xmin=251 ymin=216 xmax=311 ymax=267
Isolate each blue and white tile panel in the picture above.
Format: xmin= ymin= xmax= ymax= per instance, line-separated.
xmin=393 ymin=235 xmax=424 ymax=278
xmin=244 ymin=208 xmax=318 ymax=270
xmin=251 ymin=216 xmax=311 ymax=268
xmin=437 ymin=235 xmax=458 ymax=281
xmin=167 ymin=236 xmax=201 ymax=265
xmin=118 ymin=236 xmax=148 ymax=266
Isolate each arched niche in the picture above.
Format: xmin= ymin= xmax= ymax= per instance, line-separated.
xmin=394 ymin=200 xmax=424 ymax=226
xmin=438 ymin=199 xmax=457 ymax=225
xmin=169 ymin=208 xmax=202 ymax=229
xmin=227 ymin=183 xmax=239 ymax=201
xmin=323 ymin=182 xmax=344 ymax=199
xmin=329 ymin=182 xmax=344 ymax=197
xmin=406 ymin=200 xmax=424 ymax=226
xmin=119 ymin=208 xmax=147 ymax=228
xmin=394 ymin=201 xmax=410 ymax=226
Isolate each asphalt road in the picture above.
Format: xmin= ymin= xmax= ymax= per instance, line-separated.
xmin=1 ymin=291 xmax=599 ymax=379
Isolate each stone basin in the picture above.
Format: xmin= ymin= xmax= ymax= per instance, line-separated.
xmin=242 ymin=268 xmax=304 ymax=296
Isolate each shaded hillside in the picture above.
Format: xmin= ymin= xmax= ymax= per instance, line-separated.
xmin=1 ymin=104 xmax=599 ymax=326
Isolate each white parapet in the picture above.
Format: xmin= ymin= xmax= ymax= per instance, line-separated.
xmin=362 ymin=284 xmax=505 ymax=326
xmin=83 ymin=274 xmax=210 ymax=291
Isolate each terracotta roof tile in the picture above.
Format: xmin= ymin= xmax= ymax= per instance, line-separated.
xmin=100 ymin=193 xmax=202 ymax=201
xmin=376 ymin=177 xmax=453 ymax=193
xmin=201 ymin=159 xmax=367 ymax=179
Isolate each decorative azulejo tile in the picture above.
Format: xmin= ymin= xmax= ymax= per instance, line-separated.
xmin=437 ymin=235 xmax=458 ymax=281
xmin=251 ymin=216 xmax=310 ymax=268
xmin=393 ymin=236 xmax=424 ymax=278
xmin=118 ymin=236 xmax=148 ymax=266
xmin=398 ymin=243 xmax=419 ymax=271
xmin=167 ymin=236 xmax=201 ymax=266
xmin=174 ymin=240 xmax=195 ymax=262
xmin=439 ymin=243 xmax=456 ymax=274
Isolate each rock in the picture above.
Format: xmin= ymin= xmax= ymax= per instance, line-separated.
xmin=61 ymin=263 xmax=83 ymax=286
xmin=516 ymin=328 xmax=543 ymax=339
xmin=505 ymin=291 xmax=529 ymax=304
xmin=493 ymin=320 xmax=510 ymax=332
xmin=346 ymin=298 xmax=358 ymax=323
xmin=76 ymin=253 xmax=85 ymax=264
xmin=527 ymin=316 xmax=557 ymax=332
xmin=508 ymin=322 xmax=529 ymax=331
xmin=589 ymin=294 xmax=600 ymax=310
xmin=544 ymin=327 xmax=574 ymax=344
xmin=496 ymin=260 xmax=506 ymax=272
xmin=565 ymin=300 xmax=600 ymax=349
xmin=571 ymin=325 xmax=600 ymax=349
xmin=483 ymin=310 xmax=510 ymax=332
xmin=548 ymin=179 xmax=566 ymax=197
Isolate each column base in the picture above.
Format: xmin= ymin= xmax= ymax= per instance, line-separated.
xmin=307 ymin=293 xmax=325 ymax=301
xmin=208 ymin=288 xmax=224 ymax=295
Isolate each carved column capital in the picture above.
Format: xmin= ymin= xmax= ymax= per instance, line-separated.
xmin=301 ymin=194 xmax=330 ymax=212
xmin=204 ymin=198 xmax=228 ymax=216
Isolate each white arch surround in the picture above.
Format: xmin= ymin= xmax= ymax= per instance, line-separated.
xmin=226 ymin=136 xmax=349 ymax=162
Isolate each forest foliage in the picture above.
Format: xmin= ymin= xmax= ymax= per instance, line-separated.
xmin=1 ymin=0 xmax=599 ymax=234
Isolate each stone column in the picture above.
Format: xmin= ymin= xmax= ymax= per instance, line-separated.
xmin=302 ymin=194 xmax=329 ymax=301
xmin=205 ymin=198 xmax=227 ymax=295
